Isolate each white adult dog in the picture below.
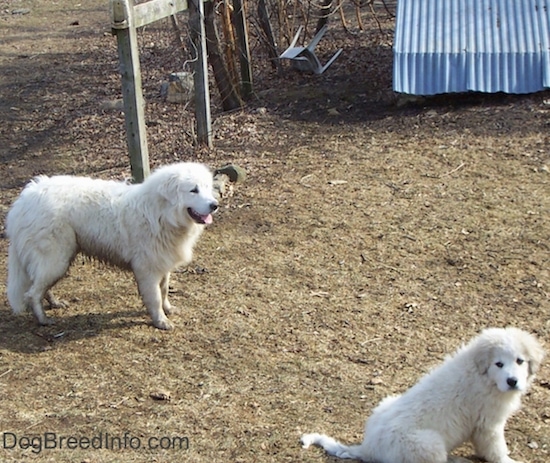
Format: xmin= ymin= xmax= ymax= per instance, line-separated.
xmin=302 ymin=327 xmax=544 ymax=463
xmin=6 ymin=162 xmax=218 ymax=330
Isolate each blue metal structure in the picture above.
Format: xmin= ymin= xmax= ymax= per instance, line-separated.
xmin=393 ymin=0 xmax=550 ymax=95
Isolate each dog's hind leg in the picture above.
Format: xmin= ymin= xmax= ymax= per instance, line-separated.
xmin=160 ymin=272 xmax=177 ymax=315
xmin=135 ymin=271 xmax=174 ymax=330
xmin=45 ymin=290 xmax=68 ymax=309
xmin=400 ymin=430 xmax=448 ymax=463
xmin=23 ymin=233 xmax=76 ymax=325
xmin=25 ymin=287 xmax=55 ymax=325
xmin=25 ymin=256 xmax=72 ymax=325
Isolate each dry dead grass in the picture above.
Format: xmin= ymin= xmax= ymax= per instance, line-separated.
xmin=0 ymin=1 xmax=549 ymax=462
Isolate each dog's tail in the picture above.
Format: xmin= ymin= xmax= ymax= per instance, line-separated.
xmin=7 ymin=244 xmax=30 ymax=314
xmin=301 ymin=433 xmax=366 ymax=460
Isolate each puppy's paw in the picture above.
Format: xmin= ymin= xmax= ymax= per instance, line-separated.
xmin=448 ymin=457 xmax=472 ymax=463
xmin=153 ymin=317 xmax=174 ymax=330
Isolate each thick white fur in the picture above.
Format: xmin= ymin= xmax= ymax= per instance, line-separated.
xmin=6 ymin=162 xmax=218 ymax=330
xmin=302 ymin=328 xmax=545 ymax=463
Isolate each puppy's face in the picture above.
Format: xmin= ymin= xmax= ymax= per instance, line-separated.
xmin=475 ymin=328 xmax=544 ymax=394
xmin=487 ymin=348 xmax=531 ymax=393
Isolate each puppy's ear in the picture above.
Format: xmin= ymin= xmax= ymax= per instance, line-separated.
xmin=523 ymin=334 xmax=545 ymax=377
xmin=474 ymin=345 xmax=493 ymax=375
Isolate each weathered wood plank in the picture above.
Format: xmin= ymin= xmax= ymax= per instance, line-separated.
xmin=113 ymin=0 xmax=150 ymax=182
xmin=111 ymin=0 xmax=213 ymax=165
xmin=189 ymin=0 xmax=212 ymax=147
xmin=134 ymin=0 xmax=189 ymax=28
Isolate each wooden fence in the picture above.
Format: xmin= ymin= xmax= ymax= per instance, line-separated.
xmin=110 ymin=0 xmax=211 ymax=182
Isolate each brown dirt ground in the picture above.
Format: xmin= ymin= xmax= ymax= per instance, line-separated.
xmin=0 ymin=1 xmax=549 ymax=462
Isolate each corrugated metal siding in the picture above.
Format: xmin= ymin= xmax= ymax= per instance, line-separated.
xmin=393 ymin=0 xmax=550 ymax=95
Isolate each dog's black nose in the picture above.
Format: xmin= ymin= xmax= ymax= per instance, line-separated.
xmin=210 ymin=202 xmax=219 ymax=213
xmin=507 ymin=377 xmax=518 ymax=389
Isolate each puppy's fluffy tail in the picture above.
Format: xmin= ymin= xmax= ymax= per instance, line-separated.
xmin=7 ymin=244 xmax=30 ymax=314
xmin=301 ymin=433 xmax=366 ymax=460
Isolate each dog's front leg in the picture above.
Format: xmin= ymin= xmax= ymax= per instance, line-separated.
xmin=472 ymin=425 xmax=521 ymax=463
xmin=135 ymin=271 xmax=174 ymax=330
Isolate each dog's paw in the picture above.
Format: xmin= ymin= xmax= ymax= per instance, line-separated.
xmin=500 ymin=458 xmax=522 ymax=463
xmin=162 ymin=302 xmax=179 ymax=316
xmin=153 ymin=317 xmax=174 ymax=330
xmin=38 ymin=316 xmax=56 ymax=326
xmin=47 ymin=299 xmax=68 ymax=310
xmin=483 ymin=456 xmax=522 ymax=463
xmin=448 ymin=457 xmax=472 ymax=463
xmin=45 ymin=291 xmax=68 ymax=309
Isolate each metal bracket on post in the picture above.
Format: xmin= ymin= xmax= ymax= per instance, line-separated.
xmin=111 ymin=0 xmax=130 ymax=29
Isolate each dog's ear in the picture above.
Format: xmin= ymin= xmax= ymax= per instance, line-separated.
xmin=523 ymin=333 xmax=545 ymax=377
xmin=529 ymin=358 xmax=542 ymax=377
xmin=474 ymin=345 xmax=493 ymax=375
xmin=474 ymin=328 xmax=509 ymax=375
xmin=472 ymin=331 xmax=497 ymax=375
xmin=157 ymin=173 xmax=183 ymax=206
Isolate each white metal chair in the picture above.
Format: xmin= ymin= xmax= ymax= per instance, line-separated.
xmin=279 ymin=25 xmax=343 ymax=74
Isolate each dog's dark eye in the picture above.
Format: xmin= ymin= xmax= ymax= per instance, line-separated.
xmin=516 ymin=358 xmax=524 ymax=365
xmin=495 ymin=362 xmax=504 ymax=368
xmin=190 ymin=186 xmax=199 ymax=194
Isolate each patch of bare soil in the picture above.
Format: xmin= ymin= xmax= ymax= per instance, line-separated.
xmin=0 ymin=1 xmax=549 ymax=462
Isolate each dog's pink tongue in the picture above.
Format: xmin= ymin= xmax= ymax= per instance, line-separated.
xmin=204 ymin=214 xmax=213 ymax=225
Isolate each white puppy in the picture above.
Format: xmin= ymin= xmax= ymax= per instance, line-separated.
xmin=302 ymin=327 xmax=544 ymax=463
xmin=6 ymin=162 xmax=218 ymax=330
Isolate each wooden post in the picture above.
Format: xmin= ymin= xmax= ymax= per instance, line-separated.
xmin=189 ymin=0 xmax=213 ymax=147
xmin=111 ymin=0 xmax=150 ymax=182
xmin=111 ymin=0 xmax=213 ymax=172
xmin=232 ymin=0 xmax=253 ymax=98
